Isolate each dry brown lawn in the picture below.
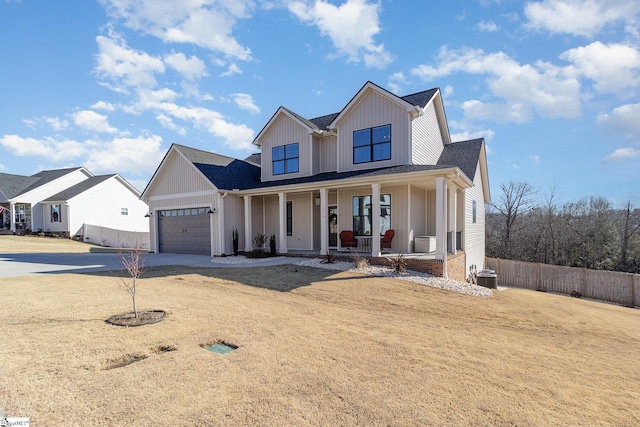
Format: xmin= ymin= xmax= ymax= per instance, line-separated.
xmin=1 ymin=237 xmax=640 ymax=426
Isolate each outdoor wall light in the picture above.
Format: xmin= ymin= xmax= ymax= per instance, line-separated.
xmin=208 ymin=208 xmax=216 ymax=214
xmin=144 ymin=212 xmax=153 ymax=217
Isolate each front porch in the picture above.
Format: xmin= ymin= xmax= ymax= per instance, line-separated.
xmin=284 ymin=249 xmax=467 ymax=282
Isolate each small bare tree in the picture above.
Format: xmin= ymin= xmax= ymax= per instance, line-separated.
xmin=118 ymin=243 xmax=146 ymax=319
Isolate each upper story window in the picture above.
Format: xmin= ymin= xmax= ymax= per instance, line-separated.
xmin=121 ymin=208 xmax=129 ymax=216
xmin=273 ymin=143 xmax=299 ymax=175
xmin=353 ymin=124 xmax=391 ymax=164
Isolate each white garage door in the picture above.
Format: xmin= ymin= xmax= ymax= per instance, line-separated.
xmin=158 ymin=208 xmax=211 ymax=255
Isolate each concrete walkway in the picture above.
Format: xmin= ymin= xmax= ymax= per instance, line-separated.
xmin=0 ymin=252 xmax=299 ymax=278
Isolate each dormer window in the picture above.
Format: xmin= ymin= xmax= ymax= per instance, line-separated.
xmin=273 ymin=143 xmax=299 ymax=175
xmin=353 ymin=124 xmax=391 ymax=164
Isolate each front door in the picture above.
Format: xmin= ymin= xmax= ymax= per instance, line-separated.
xmin=328 ymin=206 xmax=338 ymax=247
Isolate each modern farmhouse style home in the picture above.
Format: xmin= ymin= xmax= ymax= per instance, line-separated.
xmin=141 ymin=81 xmax=490 ymax=281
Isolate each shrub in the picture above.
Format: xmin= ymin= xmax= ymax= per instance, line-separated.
xmin=389 ymin=253 xmax=407 ymax=274
xmin=253 ymin=232 xmax=267 ymax=250
xmin=352 ymin=253 xmax=368 ymax=269
xmin=321 ymin=250 xmax=336 ymax=264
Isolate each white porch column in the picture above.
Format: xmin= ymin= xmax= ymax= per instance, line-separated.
xmin=10 ymin=202 xmax=16 ymax=232
xmin=371 ymin=183 xmax=381 ymax=256
xmin=278 ymin=192 xmax=288 ymax=254
xmin=435 ymin=177 xmax=448 ymax=278
xmin=449 ymin=188 xmax=457 ymax=255
xmin=319 ymin=188 xmax=328 ymax=255
xmin=243 ymin=195 xmax=252 ymax=252
xmin=217 ymin=193 xmax=227 ymax=256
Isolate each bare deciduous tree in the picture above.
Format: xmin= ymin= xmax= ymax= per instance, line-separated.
xmin=118 ymin=243 xmax=146 ymax=318
xmin=490 ymin=181 xmax=537 ymax=258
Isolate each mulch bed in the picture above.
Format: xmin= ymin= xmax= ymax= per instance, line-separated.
xmin=105 ymin=310 xmax=166 ymax=327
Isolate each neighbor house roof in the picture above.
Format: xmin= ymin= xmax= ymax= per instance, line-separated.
xmin=0 ymin=167 xmax=88 ymax=201
xmin=43 ymin=175 xmax=115 ymax=203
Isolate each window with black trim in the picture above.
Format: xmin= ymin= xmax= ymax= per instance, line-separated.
xmin=352 ymin=194 xmax=391 ymax=236
xmin=286 ymin=201 xmax=293 ymax=236
xmin=273 ymin=143 xmax=299 ymax=175
xmin=472 ymin=200 xmax=477 ymax=223
xmin=353 ymin=124 xmax=391 ymax=164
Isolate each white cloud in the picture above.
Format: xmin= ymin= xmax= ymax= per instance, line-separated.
xmin=220 ymin=62 xmax=242 ymax=77
xmin=99 ymin=0 xmax=253 ymax=60
xmin=560 ymin=42 xmax=640 ymax=95
xmin=289 ymin=0 xmax=393 ymax=68
xmin=528 ymin=154 xmax=541 ymax=164
xmin=603 ymin=148 xmax=640 ymax=162
xmin=0 ymin=135 xmax=85 ymax=161
xmin=0 ymin=164 xmax=6 ymax=171
xmin=597 ymin=103 xmax=640 ymax=136
xmin=387 ymin=72 xmax=407 ymax=94
xmin=449 ymin=127 xmax=495 ymax=143
xmin=232 ymin=93 xmax=260 ymax=114
xmin=156 ymin=114 xmax=186 ymax=136
xmin=164 ymin=52 xmax=208 ymax=81
xmin=412 ymin=47 xmax=581 ymax=122
xmin=22 ymin=116 xmax=69 ymax=131
xmin=94 ymin=30 xmax=165 ymax=91
xmin=91 ymin=101 xmax=117 ymax=111
xmin=476 ymin=20 xmax=499 ymax=32
xmin=84 ymin=135 xmax=166 ymax=174
xmin=524 ymin=0 xmax=640 ymax=37
xmin=72 ymin=110 xmax=118 ymax=134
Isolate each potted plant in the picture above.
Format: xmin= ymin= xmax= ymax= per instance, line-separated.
xmin=269 ymin=233 xmax=277 ymax=256
xmin=232 ymin=227 xmax=239 ymax=255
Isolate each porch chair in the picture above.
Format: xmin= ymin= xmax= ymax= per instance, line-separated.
xmin=339 ymin=230 xmax=358 ymax=250
xmin=380 ymin=229 xmax=395 ymax=250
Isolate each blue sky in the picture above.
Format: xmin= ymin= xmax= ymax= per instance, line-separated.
xmin=1 ymin=0 xmax=639 ymax=205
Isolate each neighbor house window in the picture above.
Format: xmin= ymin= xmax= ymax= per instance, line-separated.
xmin=273 ymin=143 xmax=299 ymax=175
xmin=353 ymin=124 xmax=391 ymax=164
xmin=50 ymin=204 xmax=61 ymax=223
xmin=121 ymin=208 xmax=128 ymax=216
xmin=472 ymin=200 xmax=477 ymax=224
xmin=352 ymin=194 xmax=391 ymax=236
xmin=286 ymin=201 xmax=293 ymax=236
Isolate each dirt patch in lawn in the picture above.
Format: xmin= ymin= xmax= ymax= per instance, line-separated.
xmin=105 ymin=310 xmax=166 ymax=327
xmin=1 ymin=265 xmax=639 ymax=426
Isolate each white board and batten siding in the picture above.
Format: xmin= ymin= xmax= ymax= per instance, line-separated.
xmin=319 ymin=135 xmax=338 ymax=173
xmin=464 ymin=162 xmax=486 ymax=273
xmin=411 ymin=101 xmax=446 ymax=165
xmin=259 ymin=114 xmax=312 ymax=182
xmin=56 ymin=176 xmax=148 ymax=237
xmin=336 ymin=90 xmax=410 ymax=172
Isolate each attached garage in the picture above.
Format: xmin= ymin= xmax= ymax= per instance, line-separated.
xmin=157 ymin=208 xmax=211 ymax=255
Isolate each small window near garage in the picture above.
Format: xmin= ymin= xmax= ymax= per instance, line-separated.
xmin=472 ymin=200 xmax=477 ymax=224
xmin=51 ymin=204 xmax=61 ymax=223
xmin=121 ymin=208 xmax=128 ymax=216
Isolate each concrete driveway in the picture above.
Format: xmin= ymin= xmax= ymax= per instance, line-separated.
xmin=0 ymin=252 xmax=297 ymax=278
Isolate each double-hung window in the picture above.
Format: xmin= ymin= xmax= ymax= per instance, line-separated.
xmin=272 ymin=143 xmax=299 ymax=175
xmin=353 ymin=124 xmax=391 ymax=164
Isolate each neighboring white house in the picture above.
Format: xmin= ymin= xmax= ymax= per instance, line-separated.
xmin=141 ymin=81 xmax=491 ymax=281
xmin=0 ymin=168 xmax=149 ymax=244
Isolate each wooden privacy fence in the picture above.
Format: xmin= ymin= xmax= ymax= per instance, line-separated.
xmin=486 ymin=258 xmax=640 ymax=307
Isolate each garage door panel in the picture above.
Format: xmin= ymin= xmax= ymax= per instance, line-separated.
xmin=158 ymin=208 xmax=211 ymax=255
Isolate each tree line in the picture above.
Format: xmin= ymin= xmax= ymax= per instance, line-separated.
xmin=486 ymin=181 xmax=640 ymax=274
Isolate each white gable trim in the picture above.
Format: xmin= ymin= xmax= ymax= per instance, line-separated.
xmin=141 ymin=144 xmax=218 ymax=201
xmin=329 ymin=81 xmax=417 ymax=129
xmin=253 ymin=107 xmax=316 ymax=147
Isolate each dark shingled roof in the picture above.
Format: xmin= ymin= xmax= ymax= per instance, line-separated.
xmin=43 ymin=175 xmax=115 ymax=202
xmin=0 ymin=173 xmax=39 ymax=200
xmin=400 ymin=88 xmax=439 ymax=108
xmin=244 ymin=153 xmax=262 ymax=165
xmin=0 ymin=167 xmax=86 ymax=201
xmin=437 ymin=139 xmax=484 ymax=181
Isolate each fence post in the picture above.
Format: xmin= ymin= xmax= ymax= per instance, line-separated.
xmin=581 ymin=268 xmax=587 ymax=296
xmin=536 ymin=263 xmax=541 ymax=291
xmin=632 ymin=274 xmax=637 ymax=308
